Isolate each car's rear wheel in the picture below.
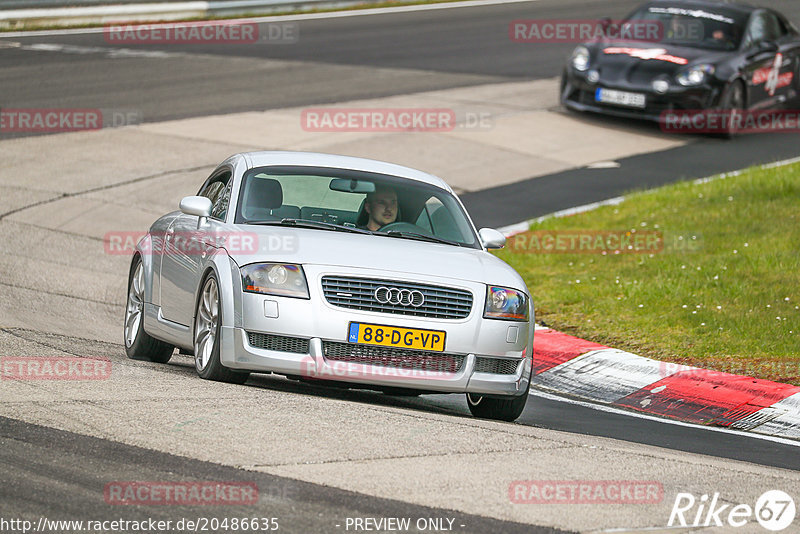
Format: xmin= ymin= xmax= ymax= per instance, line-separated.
xmin=124 ymin=256 xmax=174 ymax=363
xmin=194 ymin=272 xmax=249 ymax=384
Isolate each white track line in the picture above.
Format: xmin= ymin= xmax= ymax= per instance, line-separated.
xmin=500 ymin=155 xmax=800 ymax=236
xmin=529 ymin=389 xmax=800 ymax=447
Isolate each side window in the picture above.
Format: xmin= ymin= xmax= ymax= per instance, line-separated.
xmin=769 ymin=12 xmax=789 ymax=40
xmin=744 ymin=13 xmax=767 ymax=48
xmin=198 ymin=171 xmax=231 ymax=220
xmin=745 ymin=12 xmax=781 ymax=47
xmin=199 ymin=171 xmax=231 ymax=203
xmin=200 ymin=181 xmax=224 ymax=203
xmin=211 ymin=180 xmax=232 ymax=221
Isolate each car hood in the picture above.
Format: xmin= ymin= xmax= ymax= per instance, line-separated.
xmin=221 ymin=225 xmax=528 ymax=293
xmin=591 ymin=41 xmax=722 ymax=83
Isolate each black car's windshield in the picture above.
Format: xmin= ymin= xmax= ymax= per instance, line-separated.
xmin=235 ymin=165 xmax=480 ymax=249
xmin=626 ymin=4 xmax=749 ymax=51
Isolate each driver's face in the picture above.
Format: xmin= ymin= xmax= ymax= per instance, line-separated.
xmin=365 ymin=190 xmax=398 ymax=230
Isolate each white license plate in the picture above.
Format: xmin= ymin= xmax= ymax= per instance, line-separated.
xmin=595 ymin=88 xmax=646 ymax=109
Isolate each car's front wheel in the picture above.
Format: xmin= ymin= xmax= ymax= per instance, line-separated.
xmin=466 ymin=392 xmax=529 ymax=422
xmin=466 ymin=376 xmax=530 ymax=422
xmin=124 ymin=256 xmax=174 ymax=363
xmin=193 ymin=272 xmax=249 ymax=384
xmin=718 ymin=80 xmax=745 ymax=138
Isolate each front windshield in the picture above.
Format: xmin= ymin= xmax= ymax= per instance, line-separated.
xmin=626 ymin=4 xmax=748 ymax=51
xmin=235 ymin=165 xmax=480 ymax=249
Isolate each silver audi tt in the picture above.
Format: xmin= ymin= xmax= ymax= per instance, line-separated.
xmin=124 ymin=151 xmax=534 ymax=421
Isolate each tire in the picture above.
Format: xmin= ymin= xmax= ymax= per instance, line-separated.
xmin=124 ymin=255 xmax=174 ymax=363
xmin=792 ymin=59 xmax=800 ymax=105
xmin=717 ymin=80 xmax=745 ymax=139
xmin=193 ymin=272 xmax=249 ymax=384
xmin=466 ymin=372 xmax=531 ymax=422
xmin=559 ymin=72 xmax=573 ymax=109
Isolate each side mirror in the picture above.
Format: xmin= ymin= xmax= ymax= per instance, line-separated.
xmin=479 ymin=228 xmax=506 ymax=249
xmin=751 ymin=40 xmax=779 ymax=55
xmin=179 ymin=196 xmax=212 ymax=228
xmin=760 ymin=40 xmax=779 ymax=53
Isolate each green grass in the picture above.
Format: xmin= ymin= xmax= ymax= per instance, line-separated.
xmin=495 ymin=162 xmax=800 ymax=385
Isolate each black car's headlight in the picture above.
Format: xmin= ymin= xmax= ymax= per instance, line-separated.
xmin=484 ymin=285 xmax=529 ymax=321
xmin=676 ymin=64 xmax=715 ymax=86
xmin=570 ymin=45 xmax=590 ymax=72
xmin=241 ymin=263 xmax=309 ymax=299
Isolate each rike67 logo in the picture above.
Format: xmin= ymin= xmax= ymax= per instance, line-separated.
xmin=669 ymin=490 xmax=796 ymax=531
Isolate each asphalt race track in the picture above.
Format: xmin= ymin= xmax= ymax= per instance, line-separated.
xmin=1 ymin=1 xmax=800 ymax=532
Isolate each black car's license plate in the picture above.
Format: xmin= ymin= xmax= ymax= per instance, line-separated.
xmin=595 ymin=88 xmax=646 ymax=109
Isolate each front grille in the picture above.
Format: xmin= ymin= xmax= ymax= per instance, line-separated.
xmin=247 ymin=332 xmax=309 ymax=354
xmin=321 ymin=276 xmax=472 ymax=319
xmin=323 ymin=341 xmax=464 ymax=373
xmin=474 ymin=357 xmax=520 ymax=375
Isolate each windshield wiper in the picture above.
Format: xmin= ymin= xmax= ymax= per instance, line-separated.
xmin=382 ymin=230 xmax=463 ymax=247
xmin=246 ymin=218 xmax=371 ymax=234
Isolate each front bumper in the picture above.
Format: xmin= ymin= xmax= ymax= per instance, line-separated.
xmin=223 ymin=327 xmax=529 ymax=396
xmin=218 ymin=265 xmax=533 ymax=397
xmin=561 ymin=70 xmax=721 ymax=122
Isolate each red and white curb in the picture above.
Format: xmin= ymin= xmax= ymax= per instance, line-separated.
xmin=531 ymin=325 xmax=800 ymax=440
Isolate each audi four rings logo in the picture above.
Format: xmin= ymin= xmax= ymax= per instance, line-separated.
xmin=374 ymin=286 xmax=425 ymax=307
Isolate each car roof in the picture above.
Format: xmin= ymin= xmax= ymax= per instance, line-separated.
xmin=646 ymin=0 xmax=758 ymax=16
xmin=240 ymin=151 xmax=453 ymax=193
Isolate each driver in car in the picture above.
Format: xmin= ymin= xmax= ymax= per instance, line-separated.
xmin=362 ymin=186 xmax=398 ymax=231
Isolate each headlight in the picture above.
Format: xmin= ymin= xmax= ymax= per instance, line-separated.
xmin=241 ymin=263 xmax=309 ymax=299
xmin=570 ymin=46 xmax=590 ymax=72
xmin=676 ymin=64 xmax=714 ymax=86
xmin=484 ymin=285 xmax=529 ymax=321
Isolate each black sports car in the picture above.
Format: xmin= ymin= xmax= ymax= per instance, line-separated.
xmin=560 ymin=0 xmax=800 ymax=124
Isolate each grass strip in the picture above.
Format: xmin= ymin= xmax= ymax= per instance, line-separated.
xmin=495 ymin=162 xmax=800 ymax=385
